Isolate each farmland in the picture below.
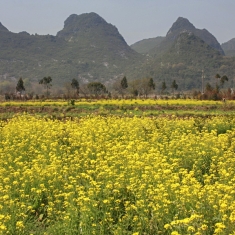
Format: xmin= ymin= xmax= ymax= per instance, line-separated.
xmin=1 ymin=99 xmax=235 ymax=234
xmin=1 ymin=99 xmax=235 ymax=120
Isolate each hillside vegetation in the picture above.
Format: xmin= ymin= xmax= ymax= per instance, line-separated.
xmin=130 ymin=37 xmax=165 ymax=54
xmin=0 ymin=14 xmax=235 ymax=96
xmin=138 ymin=33 xmax=235 ymax=91
xmin=129 ymin=17 xmax=235 ymax=92
xmin=0 ymin=13 xmax=143 ymax=92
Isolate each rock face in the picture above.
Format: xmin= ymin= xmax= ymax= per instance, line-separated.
xmin=57 ymin=12 xmax=126 ymax=44
xmin=166 ymin=17 xmax=196 ymax=38
xmin=57 ymin=13 xmax=107 ymax=37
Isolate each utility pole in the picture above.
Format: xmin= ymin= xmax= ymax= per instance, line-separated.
xmin=201 ymin=70 xmax=205 ymax=94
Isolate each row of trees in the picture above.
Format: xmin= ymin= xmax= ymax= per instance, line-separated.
xmin=12 ymin=76 xmax=107 ymax=99
xmin=7 ymin=73 xmax=230 ymax=100
xmin=119 ymin=77 xmax=179 ymax=97
xmin=113 ymin=76 xmax=156 ymax=98
xmin=11 ymin=75 xmax=179 ymax=99
xmin=15 ymin=76 xmax=53 ymax=97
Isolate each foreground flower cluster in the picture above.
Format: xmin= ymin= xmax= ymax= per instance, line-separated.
xmin=1 ymin=114 xmax=235 ymax=234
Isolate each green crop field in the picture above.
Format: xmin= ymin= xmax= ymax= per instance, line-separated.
xmin=1 ymin=99 xmax=235 ymax=120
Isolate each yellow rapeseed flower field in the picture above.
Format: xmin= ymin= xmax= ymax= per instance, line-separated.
xmin=1 ymin=113 xmax=235 ymax=234
xmin=0 ymin=98 xmax=232 ymax=107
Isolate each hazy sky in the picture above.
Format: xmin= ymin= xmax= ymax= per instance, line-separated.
xmin=1 ymin=0 xmax=234 ymax=45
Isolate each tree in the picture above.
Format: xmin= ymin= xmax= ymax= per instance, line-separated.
xmin=128 ymin=80 xmax=139 ymax=97
xmin=161 ymin=81 xmax=167 ymax=94
xmin=148 ymin=78 xmax=155 ymax=90
xmin=71 ymin=78 xmax=79 ymax=97
xmin=113 ymin=76 xmax=128 ymax=97
xmin=138 ymin=77 xmax=155 ymax=98
xmin=214 ymin=74 xmax=229 ymax=93
xmin=16 ymin=77 xmax=25 ymax=96
xmin=121 ymin=76 xmax=128 ymax=89
xmin=39 ymin=76 xmax=52 ymax=98
xmin=171 ymin=80 xmax=178 ymax=95
xmin=87 ymin=82 xmax=107 ymax=96
xmin=220 ymin=75 xmax=228 ymax=88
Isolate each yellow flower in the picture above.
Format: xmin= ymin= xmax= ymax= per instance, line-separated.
xmin=16 ymin=221 xmax=24 ymax=229
xmin=164 ymin=224 xmax=171 ymax=229
xmin=187 ymin=226 xmax=195 ymax=232
xmin=171 ymin=231 xmax=180 ymax=235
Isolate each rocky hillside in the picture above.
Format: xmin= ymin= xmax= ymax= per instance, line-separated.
xmin=131 ymin=32 xmax=235 ymax=92
xmin=128 ymin=17 xmax=235 ymax=92
xmin=163 ymin=17 xmax=224 ymax=55
xmin=0 ymin=13 xmax=143 ymax=93
xmin=0 ymin=14 xmax=234 ymax=95
xmin=221 ymin=38 xmax=235 ymax=56
xmin=132 ymin=17 xmax=224 ymax=56
xmin=130 ymin=37 xmax=165 ymax=54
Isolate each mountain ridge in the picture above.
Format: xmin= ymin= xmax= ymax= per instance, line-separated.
xmin=135 ymin=31 xmax=227 ymax=91
xmin=152 ymin=17 xmax=224 ymax=56
xmin=0 ymin=12 xmax=143 ymax=93
xmin=132 ymin=17 xmax=225 ymax=56
xmin=0 ymin=13 xmax=234 ymax=95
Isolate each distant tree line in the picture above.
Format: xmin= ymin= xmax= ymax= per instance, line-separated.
xmin=3 ymin=73 xmax=233 ymax=101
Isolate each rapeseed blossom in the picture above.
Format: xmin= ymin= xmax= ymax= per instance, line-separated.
xmin=0 ymin=114 xmax=235 ymax=234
